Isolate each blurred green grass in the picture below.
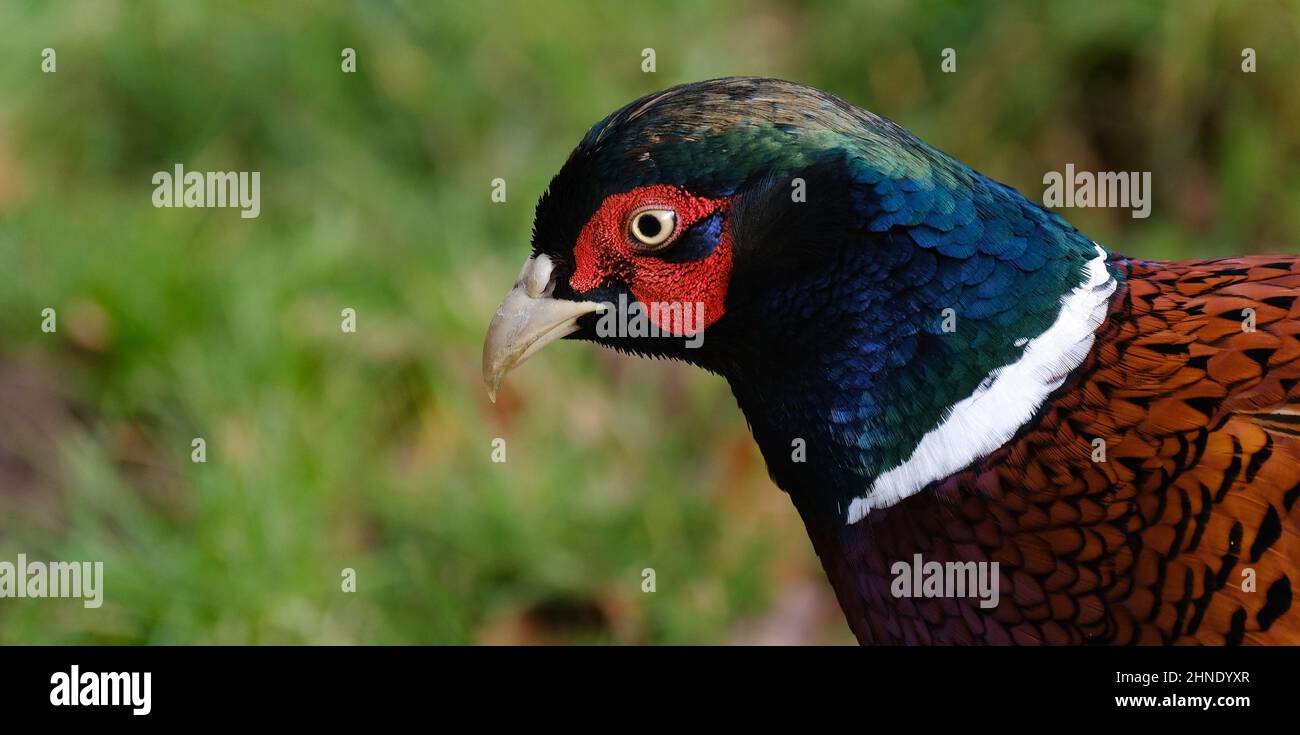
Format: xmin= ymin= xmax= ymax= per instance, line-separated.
xmin=0 ymin=0 xmax=1297 ymax=643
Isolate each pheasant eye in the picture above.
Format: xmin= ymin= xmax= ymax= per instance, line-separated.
xmin=628 ymin=207 xmax=677 ymax=250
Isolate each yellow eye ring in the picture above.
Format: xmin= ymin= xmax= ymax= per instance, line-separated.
xmin=627 ymin=207 xmax=677 ymax=250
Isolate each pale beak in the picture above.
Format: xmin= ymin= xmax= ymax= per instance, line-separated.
xmin=482 ymin=254 xmax=607 ymax=402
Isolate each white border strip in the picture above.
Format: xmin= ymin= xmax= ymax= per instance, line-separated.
xmin=846 ymin=245 xmax=1116 ymax=524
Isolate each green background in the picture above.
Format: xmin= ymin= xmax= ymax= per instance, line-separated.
xmin=0 ymin=0 xmax=1297 ymax=644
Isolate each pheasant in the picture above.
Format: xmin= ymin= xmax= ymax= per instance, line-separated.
xmin=482 ymin=77 xmax=1300 ymax=645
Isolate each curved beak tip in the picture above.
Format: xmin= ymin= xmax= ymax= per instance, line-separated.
xmin=481 ymin=255 xmax=606 ymax=402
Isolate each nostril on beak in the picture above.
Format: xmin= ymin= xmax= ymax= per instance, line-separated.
xmin=482 ymin=254 xmax=607 ymax=403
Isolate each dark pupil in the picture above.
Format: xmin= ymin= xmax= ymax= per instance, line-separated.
xmin=637 ymin=214 xmax=662 ymax=239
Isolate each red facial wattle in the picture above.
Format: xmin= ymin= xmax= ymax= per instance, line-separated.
xmin=569 ymin=185 xmax=733 ymax=337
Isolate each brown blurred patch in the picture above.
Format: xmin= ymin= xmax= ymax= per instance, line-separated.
xmin=729 ymin=573 xmax=855 ymax=646
xmin=107 ymin=419 xmax=189 ymax=520
xmin=65 ymin=299 xmax=115 ymax=356
xmin=474 ymin=593 xmax=615 ymax=645
xmin=0 ymin=127 xmax=27 ymax=215
xmin=0 ymin=358 xmax=80 ymax=520
xmin=0 ymin=353 xmax=188 ymax=526
xmin=1175 ymin=165 xmax=1219 ymax=232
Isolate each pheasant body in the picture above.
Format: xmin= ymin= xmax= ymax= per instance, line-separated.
xmin=483 ymin=77 xmax=1300 ymax=644
xmin=808 ymin=254 xmax=1300 ymax=644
